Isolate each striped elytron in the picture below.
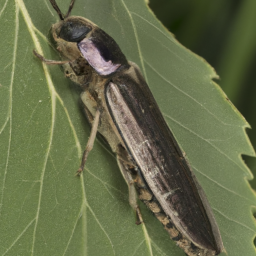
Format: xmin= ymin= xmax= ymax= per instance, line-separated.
xmin=34 ymin=1 xmax=224 ymax=255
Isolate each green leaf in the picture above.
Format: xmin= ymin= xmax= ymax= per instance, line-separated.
xmin=0 ymin=0 xmax=255 ymax=255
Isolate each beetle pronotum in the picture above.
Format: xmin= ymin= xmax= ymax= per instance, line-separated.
xmin=34 ymin=1 xmax=224 ymax=255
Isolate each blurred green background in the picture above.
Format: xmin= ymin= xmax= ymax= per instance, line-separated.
xmin=149 ymin=0 xmax=256 ymax=188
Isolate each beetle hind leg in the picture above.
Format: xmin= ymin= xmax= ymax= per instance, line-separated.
xmin=116 ymin=153 xmax=143 ymax=225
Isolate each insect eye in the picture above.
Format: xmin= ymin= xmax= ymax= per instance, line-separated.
xmin=59 ymin=21 xmax=91 ymax=42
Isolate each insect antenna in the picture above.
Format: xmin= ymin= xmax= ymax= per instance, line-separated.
xmin=49 ymin=0 xmax=64 ymax=20
xmin=65 ymin=0 xmax=76 ymax=18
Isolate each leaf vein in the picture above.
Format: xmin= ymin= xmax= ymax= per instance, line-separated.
xmin=62 ymin=205 xmax=84 ymax=256
xmin=120 ymin=0 xmax=148 ymax=82
xmin=131 ymin=239 xmax=145 ymax=256
xmin=0 ymin=0 xmax=19 ymax=217
xmin=2 ymin=218 xmax=36 ymax=256
xmin=15 ymin=1 xmax=57 ymax=254
xmin=87 ymin=204 xmax=116 ymax=255
xmin=163 ymin=113 xmax=245 ymax=173
xmin=145 ymin=59 xmax=240 ymax=127
xmin=142 ymin=224 xmax=153 ymax=256
xmin=86 ymin=168 xmax=126 ymax=197
xmin=193 ymin=166 xmax=254 ymax=203
xmin=151 ymin=240 xmax=168 ymax=256
xmin=213 ymin=207 xmax=256 ymax=233
xmin=0 ymin=0 xmax=8 ymax=18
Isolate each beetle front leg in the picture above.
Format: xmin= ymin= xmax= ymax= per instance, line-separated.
xmin=33 ymin=50 xmax=70 ymax=65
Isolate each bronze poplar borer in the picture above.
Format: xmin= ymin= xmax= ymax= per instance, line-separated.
xmin=34 ymin=0 xmax=224 ymax=255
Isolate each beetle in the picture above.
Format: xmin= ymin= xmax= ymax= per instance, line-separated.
xmin=34 ymin=0 xmax=224 ymax=255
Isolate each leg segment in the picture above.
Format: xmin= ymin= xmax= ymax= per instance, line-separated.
xmin=33 ymin=50 xmax=69 ymax=65
xmin=76 ymin=109 xmax=101 ymax=176
xmin=34 ymin=49 xmax=98 ymax=176
xmin=117 ymin=155 xmax=143 ymax=225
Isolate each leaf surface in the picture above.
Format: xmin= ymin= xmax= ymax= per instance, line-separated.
xmin=0 ymin=0 xmax=255 ymax=255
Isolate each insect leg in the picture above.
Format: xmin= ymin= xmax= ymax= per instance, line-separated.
xmin=76 ymin=109 xmax=101 ymax=176
xmin=81 ymin=103 xmax=95 ymax=125
xmin=117 ymin=156 xmax=143 ymax=225
xmin=33 ymin=50 xmax=69 ymax=65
